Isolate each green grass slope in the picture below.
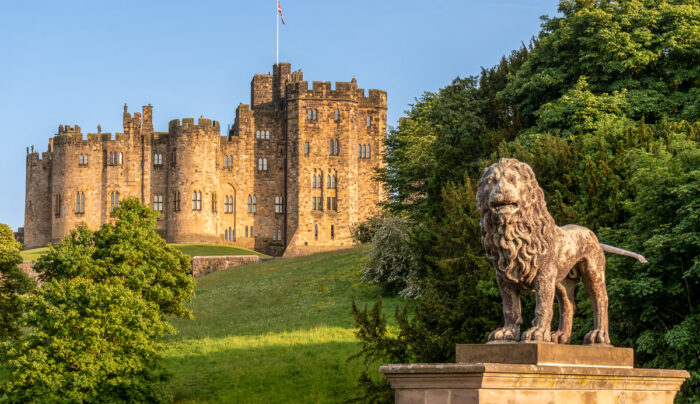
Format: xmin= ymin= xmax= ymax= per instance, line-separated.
xmin=164 ymin=246 xmax=402 ymax=403
xmin=20 ymin=243 xmax=267 ymax=262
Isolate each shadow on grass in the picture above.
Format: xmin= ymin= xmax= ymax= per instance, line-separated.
xmin=165 ymin=340 xmax=373 ymax=404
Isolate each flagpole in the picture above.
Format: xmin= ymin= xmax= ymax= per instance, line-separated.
xmin=276 ymin=0 xmax=279 ymax=65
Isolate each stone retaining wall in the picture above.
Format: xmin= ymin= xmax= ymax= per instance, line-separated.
xmin=19 ymin=255 xmax=263 ymax=280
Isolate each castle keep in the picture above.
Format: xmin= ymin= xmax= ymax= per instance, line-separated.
xmin=24 ymin=63 xmax=387 ymax=256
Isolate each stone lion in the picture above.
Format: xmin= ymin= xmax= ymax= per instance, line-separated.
xmin=476 ymin=158 xmax=647 ymax=345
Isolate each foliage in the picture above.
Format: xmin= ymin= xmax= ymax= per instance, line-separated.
xmin=350 ymin=214 xmax=384 ymax=244
xmin=33 ymin=198 xmax=195 ymax=318
xmin=0 ymin=224 xmax=34 ymax=341
xmin=1 ymin=278 xmax=172 ymax=403
xmin=361 ymin=215 xmax=421 ymax=298
xmin=353 ymin=0 xmax=700 ymax=401
xmin=1 ymin=198 xmax=194 ymax=403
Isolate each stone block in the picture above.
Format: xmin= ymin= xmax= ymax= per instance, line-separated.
xmin=456 ymin=343 xmax=633 ymax=367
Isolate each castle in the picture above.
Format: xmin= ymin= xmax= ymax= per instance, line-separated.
xmin=24 ymin=63 xmax=387 ymax=256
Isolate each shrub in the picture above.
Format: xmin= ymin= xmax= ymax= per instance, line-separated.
xmin=0 ymin=224 xmax=34 ymax=341
xmin=351 ymin=214 xmax=384 ymax=244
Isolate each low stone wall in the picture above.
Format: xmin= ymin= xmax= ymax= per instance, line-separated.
xmin=19 ymin=255 xmax=263 ymax=280
xmin=190 ymin=255 xmax=262 ymax=277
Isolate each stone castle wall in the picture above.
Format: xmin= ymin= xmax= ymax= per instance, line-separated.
xmin=24 ymin=63 xmax=386 ymax=256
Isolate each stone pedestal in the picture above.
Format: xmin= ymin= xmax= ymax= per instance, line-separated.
xmin=379 ymin=344 xmax=689 ymax=404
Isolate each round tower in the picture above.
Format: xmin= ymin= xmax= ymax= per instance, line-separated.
xmin=166 ymin=117 xmax=220 ymax=243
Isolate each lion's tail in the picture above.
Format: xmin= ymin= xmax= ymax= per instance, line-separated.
xmin=600 ymin=243 xmax=648 ymax=264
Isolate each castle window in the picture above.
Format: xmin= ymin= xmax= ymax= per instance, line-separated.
xmin=119 ymin=152 xmax=123 ymax=165
xmin=332 ymin=175 xmax=337 ymax=189
xmin=314 ymin=225 xmax=318 ymax=240
xmin=171 ymin=149 xmax=177 ymax=167
xmin=109 ymin=191 xmax=119 ymax=213
xmin=277 ymin=230 xmax=282 ymax=241
xmin=256 ymin=130 xmax=260 ymax=139
xmin=192 ymin=191 xmax=202 ymax=211
xmin=245 ymin=226 xmax=248 ymax=238
xmin=55 ymin=193 xmax=62 ymax=218
xmin=247 ymin=195 xmax=256 ymax=213
xmin=109 ymin=152 xmax=114 ymax=165
xmin=79 ymin=154 xmax=88 ymax=166
xmin=313 ymin=109 xmax=318 ymax=120
xmin=366 ymin=116 xmax=371 ymax=127
xmin=154 ymin=153 xmax=163 ymax=167
xmin=327 ymin=175 xmax=331 ymax=188
xmin=252 ymin=195 xmax=257 ymax=213
xmin=75 ymin=192 xmax=84 ymax=214
xmin=331 ymin=225 xmax=335 ymax=240
xmin=307 ymin=110 xmax=312 ymax=120
xmin=334 ymin=139 xmax=339 ymax=155
xmin=334 ymin=109 xmax=340 ymax=121
xmin=173 ymin=191 xmax=181 ymax=212
xmin=224 ymin=155 xmax=234 ymax=168
xmin=257 ymin=157 xmax=268 ymax=171
xmin=211 ymin=193 xmax=217 ymax=213
xmin=327 ymin=197 xmax=337 ymax=211
xmin=329 ymin=139 xmax=339 ymax=155
xmin=362 ymin=144 xmax=367 ymax=158
xmin=358 ymin=145 xmax=362 ymax=158
xmin=304 ymin=142 xmax=310 ymax=156
xmin=329 ymin=140 xmax=334 ymax=155
xmin=367 ymin=145 xmax=371 ymax=158
xmin=312 ymin=196 xmax=323 ymax=211
xmin=265 ymin=130 xmax=270 ymax=139
xmin=225 ymin=195 xmax=233 ymax=213
xmin=153 ymin=195 xmax=163 ymax=212
xmin=275 ymin=196 xmax=284 ymax=213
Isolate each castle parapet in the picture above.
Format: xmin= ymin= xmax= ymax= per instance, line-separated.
xmin=169 ymin=117 xmax=220 ymax=133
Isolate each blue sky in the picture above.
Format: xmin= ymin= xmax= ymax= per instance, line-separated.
xmin=0 ymin=0 xmax=559 ymax=230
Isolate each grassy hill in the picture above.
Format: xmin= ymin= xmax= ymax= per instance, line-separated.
xmin=164 ymin=246 xmax=403 ymax=403
xmin=20 ymin=243 xmax=266 ymax=262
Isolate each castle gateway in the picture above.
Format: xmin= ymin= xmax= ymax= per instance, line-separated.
xmin=24 ymin=63 xmax=387 ymax=256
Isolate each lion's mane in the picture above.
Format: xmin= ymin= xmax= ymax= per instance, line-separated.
xmin=476 ymin=159 xmax=556 ymax=285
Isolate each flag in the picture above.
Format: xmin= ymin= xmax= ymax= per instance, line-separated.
xmin=278 ymin=1 xmax=285 ymax=24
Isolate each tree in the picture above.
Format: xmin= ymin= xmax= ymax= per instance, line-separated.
xmin=0 ymin=224 xmax=34 ymax=341
xmin=1 ymin=198 xmax=195 ymax=402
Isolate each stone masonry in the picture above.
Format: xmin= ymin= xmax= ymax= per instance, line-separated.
xmin=23 ymin=63 xmax=387 ymax=256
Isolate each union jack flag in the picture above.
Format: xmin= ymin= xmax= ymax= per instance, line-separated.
xmin=278 ymin=1 xmax=285 ymax=24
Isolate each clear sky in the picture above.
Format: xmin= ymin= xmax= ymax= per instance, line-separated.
xmin=0 ymin=0 xmax=559 ymax=230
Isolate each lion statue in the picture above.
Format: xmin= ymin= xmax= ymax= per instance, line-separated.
xmin=476 ymin=158 xmax=647 ymax=345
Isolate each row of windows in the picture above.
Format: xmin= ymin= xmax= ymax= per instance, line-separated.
xmin=272 ymin=229 xmax=283 ymax=241
xmin=313 ymin=224 xmax=335 ymax=240
xmin=311 ymin=174 xmax=338 ymax=189
xmin=107 ymin=151 xmax=123 ymax=166
xmin=224 ymin=227 xmax=235 ymax=241
xmin=306 ymin=109 xmax=345 ymax=123
xmin=245 ymin=225 xmax=254 ymax=238
xmin=311 ymin=196 xmax=339 ymax=211
xmin=255 ymin=130 xmax=270 ymax=139
xmin=358 ymin=144 xmax=371 ymax=159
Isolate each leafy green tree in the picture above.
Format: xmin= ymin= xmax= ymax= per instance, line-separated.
xmin=1 ymin=198 xmax=194 ymax=403
xmin=1 ymin=278 xmax=172 ymax=403
xmin=0 ymin=224 xmax=34 ymax=341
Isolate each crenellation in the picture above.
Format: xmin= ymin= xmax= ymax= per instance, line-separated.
xmin=24 ymin=64 xmax=386 ymax=256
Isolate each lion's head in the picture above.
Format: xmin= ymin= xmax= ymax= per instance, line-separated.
xmin=476 ymin=158 xmax=556 ymax=285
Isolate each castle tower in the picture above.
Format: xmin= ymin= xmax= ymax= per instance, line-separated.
xmin=166 ymin=117 xmax=221 ymax=243
xmin=24 ymin=148 xmax=52 ymax=248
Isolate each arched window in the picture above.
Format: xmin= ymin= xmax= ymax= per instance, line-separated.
xmin=252 ymin=195 xmax=257 ymax=213
xmin=332 ymin=175 xmax=337 ymax=189
xmin=327 ymin=174 xmax=331 ymax=188
xmin=247 ymin=195 xmax=252 ymax=213
xmin=312 ymin=109 xmax=317 ymax=120
xmin=255 ymin=130 xmax=260 ymax=139
xmin=153 ymin=153 xmax=163 ymax=167
xmin=329 ymin=139 xmax=334 ymax=154
xmin=311 ymin=174 xmax=316 ymax=188
xmin=362 ymin=144 xmax=367 ymax=158
xmin=265 ymin=130 xmax=270 ymax=139
xmin=334 ymin=109 xmax=340 ymax=121
xmin=263 ymin=158 xmax=268 ymax=170
xmin=314 ymin=224 xmax=318 ymax=240
xmin=307 ymin=109 xmax=313 ymax=120
xmin=334 ymin=139 xmax=339 ymax=155
xmin=257 ymin=157 xmax=268 ymax=171
xmin=192 ymin=191 xmax=202 ymax=211
xmin=118 ymin=152 xmax=123 ymax=165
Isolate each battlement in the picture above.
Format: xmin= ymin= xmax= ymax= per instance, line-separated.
xmin=285 ymin=79 xmax=387 ymax=108
xmin=57 ymin=124 xmax=82 ymax=135
xmin=168 ymin=117 xmax=220 ymax=132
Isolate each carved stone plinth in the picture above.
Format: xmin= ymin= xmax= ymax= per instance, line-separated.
xmin=379 ymin=344 xmax=689 ymax=404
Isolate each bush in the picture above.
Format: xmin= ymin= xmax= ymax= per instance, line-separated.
xmin=361 ymin=215 xmax=421 ymax=298
xmin=351 ymin=214 xmax=384 ymax=244
xmin=0 ymin=224 xmax=34 ymax=341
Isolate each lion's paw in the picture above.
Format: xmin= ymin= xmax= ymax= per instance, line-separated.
xmin=521 ymin=326 xmax=551 ymax=343
xmin=583 ymin=329 xmax=610 ymax=345
xmin=488 ymin=327 xmax=520 ymax=342
xmin=551 ymin=330 xmax=571 ymax=344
